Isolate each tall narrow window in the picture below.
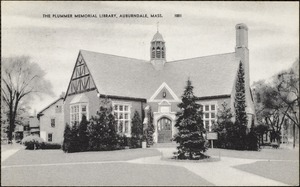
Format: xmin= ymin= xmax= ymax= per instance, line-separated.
xmin=113 ymin=103 xmax=131 ymax=135
xmin=151 ymin=47 xmax=155 ymax=58
xmin=202 ymin=104 xmax=217 ymax=132
xmin=51 ymin=118 xmax=55 ymax=128
xmin=162 ymin=47 xmax=165 ymax=58
xmin=156 ymin=47 xmax=161 ymax=58
xmin=48 ymin=133 xmax=53 ymax=142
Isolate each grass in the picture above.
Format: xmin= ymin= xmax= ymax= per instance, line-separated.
xmin=2 ymin=163 xmax=214 ymax=186
xmin=2 ymin=148 xmax=214 ymax=186
xmin=234 ymin=160 xmax=299 ymax=186
xmin=2 ymin=148 xmax=161 ymax=166
xmin=206 ymin=147 xmax=299 ymax=160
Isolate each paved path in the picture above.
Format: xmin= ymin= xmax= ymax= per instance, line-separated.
xmin=128 ymin=148 xmax=288 ymax=186
xmin=1 ymin=144 xmax=24 ymax=162
xmin=1 ymin=149 xmax=20 ymax=162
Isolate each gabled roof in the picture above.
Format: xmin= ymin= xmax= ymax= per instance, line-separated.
xmin=38 ymin=97 xmax=63 ymax=115
xmin=80 ymin=50 xmax=240 ymax=100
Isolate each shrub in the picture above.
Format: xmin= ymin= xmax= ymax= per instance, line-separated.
xmin=78 ymin=115 xmax=89 ymax=151
xmin=41 ymin=142 xmax=62 ymax=149
xmin=62 ymin=123 xmax=81 ymax=153
xmin=130 ymin=137 xmax=141 ymax=148
xmin=131 ymin=111 xmax=143 ymax=148
xmin=21 ymin=135 xmax=44 ymax=150
xmin=87 ymin=98 xmax=123 ymax=151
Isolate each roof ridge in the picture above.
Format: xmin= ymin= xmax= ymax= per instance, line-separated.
xmin=38 ymin=97 xmax=63 ymax=114
xmin=80 ymin=49 xmax=149 ymax=63
xmin=167 ymin=52 xmax=236 ymax=63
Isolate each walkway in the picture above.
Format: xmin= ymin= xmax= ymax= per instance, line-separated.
xmin=1 ymin=144 xmax=23 ymax=162
xmin=126 ymin=148 xmax=288 ymax=186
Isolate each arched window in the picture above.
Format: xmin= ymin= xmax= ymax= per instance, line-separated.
xmin=157 ymin=117 xmax=171 ymax=131
xmin=162 ymin=47 xmax=165 ymax=58
xmin=151 ymin=47 xmax=155 ymax=58
xmin=156 ymin=47 xmax=161 ymax=58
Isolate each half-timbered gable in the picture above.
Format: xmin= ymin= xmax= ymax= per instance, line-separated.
xmin=67 ymin=53 xmax=96 ymax=96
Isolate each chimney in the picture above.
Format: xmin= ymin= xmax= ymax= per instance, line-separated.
xmin=234 ymin=23 xmax=255 ymax=128
xmin=235 ymin=23 xmax=248 ymax=49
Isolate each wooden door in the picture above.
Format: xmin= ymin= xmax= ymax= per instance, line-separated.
xmin=157 ymin=117 xmax=172 ymax=143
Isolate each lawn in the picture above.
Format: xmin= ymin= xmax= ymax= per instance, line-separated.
xmin=234 ymin=160 xmax=299 ymax=186
xmin=2 ymin=148 xmax=162 ymax=166
xmin=1 ymin=148 xmax=213 ymax=186
xmin=2 ymin=163 xmax=213 ymax=186
xmin=206 ymin=147 xmax=299 ymax=160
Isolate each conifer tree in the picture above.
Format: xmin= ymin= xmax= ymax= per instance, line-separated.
xmin=233 ymin=62 xmax=248 ymax=149
xmin=131 ymin=111 xmax=143 ymax=148
xmin=62 ymin=123 xmax=72 ymax=153
xmin=146 ymin=107 xmax=155 ymax=146
xmin=174 ymin=79 xmax=208 ymax=160
xmin=87 ymin=97 xmax=119 ymax=151
xmin=78 ymin=115 xmax=89 ymax=151
xmin=235 ymin=62 xmax=248 ymax=127
xmin=62 ymin=122 xmax=80 ymax=153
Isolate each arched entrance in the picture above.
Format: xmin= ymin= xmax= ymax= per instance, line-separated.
xmin=157 ymin=117 xmax=172 ymax=143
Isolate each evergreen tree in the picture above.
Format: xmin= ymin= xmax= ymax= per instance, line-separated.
xmin=233 ymin=62 xmax=248 ymax=149
xmin=62 ymin=122 xmax=81 ymax=153
xmin=146 ymin=107 xmax=154 ymax=147
xmin=78 ymin=115 xmax=89 ymax=151
xmin=62 ymin=123 xmax=72 ymax=152
xmin=131 ymin=111 xmax=143 ymax=148
xmin=87 ymin=97 xmax=120 ymax=151
xmin=212 ymin=102 xmax=234 ymax=148
xmin=174 ymin=79 xmax=208 ymax=160
xmin=235 ymin=62 xmax=248 ymax=127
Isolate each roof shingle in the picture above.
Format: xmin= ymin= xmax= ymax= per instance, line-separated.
xmin=80 ymin=50 xmax=240 ymax=100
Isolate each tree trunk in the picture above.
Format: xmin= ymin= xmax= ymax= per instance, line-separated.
xmin=293 ymin=123 xmax=296 ymax=148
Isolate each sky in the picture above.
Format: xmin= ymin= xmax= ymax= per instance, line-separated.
xmin=1 ymin=1 xmax=299 ymax=114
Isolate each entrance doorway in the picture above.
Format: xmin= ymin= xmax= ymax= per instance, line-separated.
xmin=157 ymin=117 xmax=172 ymax=143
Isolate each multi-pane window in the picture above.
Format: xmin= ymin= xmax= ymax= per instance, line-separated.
xmin=203 ymin=104 xmax=217 ymax=132
xmin=51 ymin=118 xmax=55 ymax=128
xmin=48 ymin=133 xmax=53 ymax=142
xmin=113 ymin=103 xmax=131 ymax=135
xmin=70 ymin=104 xmax=88 ymax=125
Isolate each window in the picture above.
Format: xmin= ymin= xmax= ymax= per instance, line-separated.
xmin=55 ymin=105 xmax=62 ymax=113
xmin=162 ymin=47 xmax=165 ymax=58
xmin=202 ymin=104 xmax=217 ymax=132
xmin=51 ymin=118 xmax=55 ymax=128
xmin=205 ymin=105 xmax=209 ymax=111
xmin=156 ymin=47 xmax=161 ymax=58
xmin=70 ymin=103 xmax=88 ymax=125
xmin=158 ymin=118 xmax=171 ymax=131
xmin=151 ymin=47 xmax=155 ymax=58
xmin=48 ymin=133 xmax=52 ymax=142
xmin=113 ymin=103 xmax=131 ymax=135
